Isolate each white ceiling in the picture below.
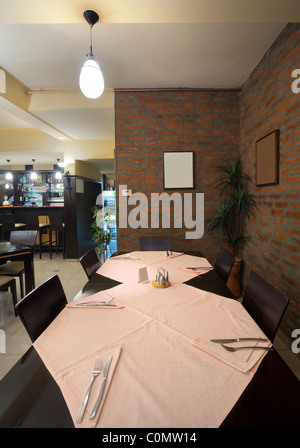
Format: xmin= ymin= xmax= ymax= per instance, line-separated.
xmin=0 ymin=0 xmax=299 ymax=170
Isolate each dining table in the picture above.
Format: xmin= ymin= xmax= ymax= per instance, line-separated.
xmin=0 ymin=250 xmax=299 ymax=431
xmin=0 ymin=240 xmax=34 ymax=294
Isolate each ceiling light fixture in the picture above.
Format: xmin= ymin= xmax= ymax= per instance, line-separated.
xmin=30 ymin=159 xmax=37 ymax=180
xmin=5 ymin=159 xmax=13 ymax=180
xmin=79 ymin=10 xmax=104 ymax=99
xmin=55 ymin=159 xmax=63 ymax=179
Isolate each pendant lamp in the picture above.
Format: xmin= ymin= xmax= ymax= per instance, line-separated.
xmin=5 ymin=160 xmax=13 ymax=180
xmin=30 ymin=159 xmax=37 ymax=180
xmin=79 ymin=10 xmax=104 ymax=99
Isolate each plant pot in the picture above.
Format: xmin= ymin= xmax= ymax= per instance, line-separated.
xmin=226 ymin=257 xmax=242 ymax=298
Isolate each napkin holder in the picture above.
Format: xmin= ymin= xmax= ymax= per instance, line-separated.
xmin=138 ymin=267 xmax=149 ymax=284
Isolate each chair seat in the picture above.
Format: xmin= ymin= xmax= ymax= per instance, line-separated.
xmin=15 ymin=223 xmax=26 ymax=228
xmin=0 ymin=261 xmax=24 ymax=275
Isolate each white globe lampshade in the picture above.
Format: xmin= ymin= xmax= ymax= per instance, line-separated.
xmin=79 ymin=55 xmax=104 ymax=99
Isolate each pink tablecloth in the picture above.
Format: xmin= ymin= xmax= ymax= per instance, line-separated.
xmin=33 ymin=252 xmax=270 ymax=428
xmin=97 ymin=251 xmax=213 ymax=285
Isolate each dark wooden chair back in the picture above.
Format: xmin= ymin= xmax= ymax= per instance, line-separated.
xmin=214 ymin=247 xmax=235 ymax=283
xmin=15 ymin=275 xmax=67 ymax=342
xmin=80 ymin=248 xmax=101 ymax=279
xmin=10 ymin=230 xmax=38 ymax=257
xmin=242 ymin=271 xmax=289 ymax=342
xmin=139 ymin=236 xmax=173 ymax=251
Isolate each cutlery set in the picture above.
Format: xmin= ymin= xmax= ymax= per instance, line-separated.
xmin=210 ymin=337 xmax=273 ymax=352
xmin=76 ymin=355 xmax=113 ymax=423
xmin=185 ymin=266 xmax=213 ymax=271
xmin=75 ymin=298 xmax=115 ymax=307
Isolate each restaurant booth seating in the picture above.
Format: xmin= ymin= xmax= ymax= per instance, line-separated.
xmin=242 ymin=271 xmax=289 ymax=342
xmin=15 ymin=275 xmax=67 ymax=342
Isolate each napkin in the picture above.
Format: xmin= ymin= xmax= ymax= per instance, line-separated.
xmin=176 ymin=266 xmax=213 ymax=276
xmin=191 ymin=337 xmax=271 ymax=373
xmin=109 ymin=254 xmax=141 ymax=260
xmin=61 ymin=346 xmax=122 ymax=428
xmin=67 ymin=290 xmax=125 ymax=309
xmin=165 ymin=252 xmax=184 ymax=259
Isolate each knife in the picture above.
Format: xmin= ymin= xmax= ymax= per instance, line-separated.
xmin=75 ymin=302 xmax=117 ymax=307
xmin=89 ymin=356 xmax=113 ymax=420
xmin=210 ymin=338 xmax=268 ymax=343
xmin=185 ymin=266 xmax=213 ymax=270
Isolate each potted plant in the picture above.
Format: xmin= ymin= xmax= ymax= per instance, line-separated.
xmin=90 ymin=204 xmax=113 ymax=262
xmin=207 ymin=158 xmax=257 ymax=296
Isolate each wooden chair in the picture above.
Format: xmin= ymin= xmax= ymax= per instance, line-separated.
xmin=242 ymin=271 xmax=289 ymax=342
xmin=0 ymin=231 xmax=37 ymax=298
xmin=49 ymin=214 xmax=65 ymax=259
xmin=0 ymin=276 xmax=17 ymax=316
xmin=0 ymin=214 xmax=26 ymax=239
xmin=15 ymin=275 xmax=67 ymax=342
xmin=80 ymin=248 xmax=101 ymax=280
xmin=214 ymin=247 xmax=235 ymax=284
xmin=139 ymin=236 xmax=173 ymax=251
xmin=24 ymin=214 xmax=50 ymax=259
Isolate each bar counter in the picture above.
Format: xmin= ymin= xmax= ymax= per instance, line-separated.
xmin=0 ymin=206 xmax=64 ymax=220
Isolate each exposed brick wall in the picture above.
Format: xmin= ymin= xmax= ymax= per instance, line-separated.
xmin=114 ymin=23 xmax=299 ymax=349
xmin=239 ymin=23 xmax=300 ymax=348
xmin=115 ymin=89 xmax=240 ymax=260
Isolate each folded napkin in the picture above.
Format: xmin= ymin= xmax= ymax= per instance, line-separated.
xmin=109 ymin=254 xmax=141 ymax=260
xmin=67 ymin=290 xmax=125 ymax=309
xmin=61 ymin=346 xmax=122 ymax=428
xmin=165 ymin=252 xmax=183 ymax=259
xmin=176 ymin=266 xmax=213 ymax=276
xmin=191 ymin=337 xmax=271 ymax=373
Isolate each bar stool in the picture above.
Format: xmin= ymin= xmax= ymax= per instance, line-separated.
xmin=0 ymin=214 xmax=26 ymax=239
xmin=24 ymin=214 xmax=50 ymax=259
xmin=49 ymin=214 xmax=65 ymax=259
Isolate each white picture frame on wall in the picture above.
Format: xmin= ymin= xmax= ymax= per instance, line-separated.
xmin=163 ymin=151 xmax=194 ymax=189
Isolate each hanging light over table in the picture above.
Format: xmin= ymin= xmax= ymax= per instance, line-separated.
xmin=79 ymin=10 xmax=104 ymax=99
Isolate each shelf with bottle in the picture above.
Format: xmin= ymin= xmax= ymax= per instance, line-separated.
xmin=15 ymin=171 xmax=64 ymax=206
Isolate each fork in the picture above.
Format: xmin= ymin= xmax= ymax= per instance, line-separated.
xmin=76 ymin=298 xmax=115 ymax=306
xmin=185 ymin=266 xmax=213 ymax=270
xmin=76 ymin=356 xmax=103 ymax=423
xmin=221 ymin=344 xmax=273 ymax=352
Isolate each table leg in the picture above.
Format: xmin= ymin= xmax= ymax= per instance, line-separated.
xmin=23 ymin=253 xmax=34 ymax=294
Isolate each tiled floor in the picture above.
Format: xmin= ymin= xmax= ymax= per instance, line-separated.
xmin=0 ymin=251 xmax=88 ymax=380
xmin=0 ymin=241 xmax=299 ymax=383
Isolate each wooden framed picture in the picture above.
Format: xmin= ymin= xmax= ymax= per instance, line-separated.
xmin=163 ymin=151 xmax=194 ymax=189
xmin=255 ymin=130 xmax=279 ymax=186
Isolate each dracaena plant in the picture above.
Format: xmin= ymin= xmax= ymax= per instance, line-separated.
xmin=90 ymin=204 xmax=112 ymax=256
xmin=207 ymin=158 xmax=257 ymax=257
